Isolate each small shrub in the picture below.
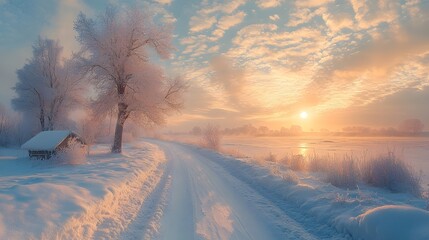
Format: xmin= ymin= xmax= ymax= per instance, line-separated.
xmin=335 ymin=192 xmax=352 ymax=203
xmin=201 ymin=124 xmax=221 ymax=151
xmin=363 ymin=152 xmax=421 ymax=196
xmin=269 ymin=165 xmax=299 ymax=184
xmin=269 ymin=165 xmax=281 ymax=176
xmin=289 ymin=154 xmax=306 ymax=171
xmin=356 ymin=185 xmax=372 ymax=201
xmin=281 ymin=170 xmax=299 ymax=184
xmin=278 ymin=154 xmax=290 ymax=166
xmin=249 ymin=156 xmax=266 ymax=166
xmin=307 ymin=153 xmax=333 ymax=172
xmin=335 ymin=187 xmax=372 ymax=203
xmin=52 ymin=138 xmax=87 ymax=165
xmin=279 ymin=153 xmax=311 ymax=171
xmin=326 ymin=155 xmax=359 ymax=189
xmin=265 ymin=152 xmax=277 ymax=162
xmin=220 ymin=148 xmax=246 ymax=158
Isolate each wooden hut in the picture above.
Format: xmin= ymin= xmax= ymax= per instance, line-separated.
xmin=21 ymin=130 xmax=85 ymax=159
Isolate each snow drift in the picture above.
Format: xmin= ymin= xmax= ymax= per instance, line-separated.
xmin=350 ymin=205 xmax=429 ymax=240
xmin=189 ymin=143 xmax=429 ymax=240
xmin=0 ymin=141 xmax=166 ymax=239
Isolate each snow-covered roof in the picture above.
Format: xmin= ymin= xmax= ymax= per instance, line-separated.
xmin=21 ymin=130 xmax=73 ymax=151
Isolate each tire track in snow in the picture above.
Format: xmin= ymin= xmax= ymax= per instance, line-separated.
xmin=187 ymin=147 xmax=319 ymax=239
xmin=157 ymin=144 xmax=197 ymax=240
xmin=150 ymin=140 xmax=349 ymax=240
xmin=120 ymin=158 xmax=172 ymax=240
xmin=55 ymin=143 xmax=166 ymax=240
xmin=196 ymin=148 xmax=351 ymax=239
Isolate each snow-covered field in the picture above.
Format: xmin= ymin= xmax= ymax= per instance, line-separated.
xmin=220 ymin=136 xmax=429 ymax=186
xmin=0 ymin=142 xmax=166 ymax=239
xmin=1 ymin=138 xmax=429 ymax=240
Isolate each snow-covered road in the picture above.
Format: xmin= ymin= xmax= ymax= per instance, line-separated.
xmin=124 ymin=140 xmax=347 ymax=240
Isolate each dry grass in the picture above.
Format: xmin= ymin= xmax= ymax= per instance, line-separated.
xmin=220 ymin=148 xmax=247 ymax=159
xmin=361 ymin=152 xmax=422 ymax=196
xmin=252 ymin=150 xmax=422 ymax=197
xmin=325 ymin=155 xmax=360 ymax=189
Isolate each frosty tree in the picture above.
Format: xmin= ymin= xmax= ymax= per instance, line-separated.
xmin=0 ymin=104 xmax=8 ymax=145
xmin=12 ymin=38 xmax=84 ymax=131
xmin=398 ymin=119 xmax=424 ymax=135
xmin=74 ymin=7 xmax=185 ymax=153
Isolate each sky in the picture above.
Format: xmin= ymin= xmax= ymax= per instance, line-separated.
xmin=1 ymin=0 xmax=429 ymax=132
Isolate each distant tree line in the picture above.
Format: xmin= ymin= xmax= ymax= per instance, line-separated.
xmin=341 ymin=119 xmax=425 ymax=136
xmin=189 ymin=119 xmax=425 ymax=137
xmin=190 ymin=124 xmax=304 ymax=137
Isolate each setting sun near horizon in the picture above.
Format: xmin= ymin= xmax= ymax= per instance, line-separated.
xmin=300 ymin=111 xmax=308 ymax=119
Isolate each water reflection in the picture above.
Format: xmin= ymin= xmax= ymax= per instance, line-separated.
xmin=299 ymin=142 xmax=308 ymax=157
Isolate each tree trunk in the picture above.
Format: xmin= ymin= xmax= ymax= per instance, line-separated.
xmin=40 ymin=108 xmax=46 ymax=131
xmin=47 ymin=116 xmax=54 ymax=131
xmin=111 ymin=102 xmax=128 ymax=153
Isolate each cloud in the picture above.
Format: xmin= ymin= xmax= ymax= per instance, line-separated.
xmin=209 ymin=12 xmax=246 ymax=41
xmin=217 ymin=11 xmax=246 ymax=30
xmin=209 ymin=56 xmax=247 ymax=104
xmin=189 ymin=15 xmax=217 ymax=32
xmin=321 ymin=10 xmax=354 ymax=33
xmin=295 ymin=0 xmax=333 ymax=8
xmin=188 ymin=0 xmax=248 ymax=34
xmin=207 ymin=45 xmax=220 ymax=53
xmin=229 ymin=24 xmax=325 ymax=68
xmin=166 ymin=0 xmax=429 ymax=130
xmin=200 ymin=0 xmax=247 ymax=15
xmin=212 ymin=29 xmax=225 ymax=39
xmin=256 ymin=0 xmax=283 ymax=9
xmin=181 ymin=34 xmax=218 ymax=58
xmin=316 ymin=86 xmax=429 ymax=129
xmin=327 ymin=18 xmax=429 ymax=81
xmin=269 ymin=14 xmax=280 ymax=21
xmin=147 ymin=2 xmax=177 ymax=24
xmin=153 ymin=0 xmax=172 ymax=5
xmin=287 ymin=7 xmax=323 ymax=27
xmin=349 ymin=0 xmax=400 ymax=30
xmin=274 ymin=0 xmax=429 ymax=114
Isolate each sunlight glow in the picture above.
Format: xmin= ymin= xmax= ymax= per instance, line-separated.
xmin=299 ymin=142 xmax=308 ymax=156
xmin=300 ymin=111 xmax=308 ymax=119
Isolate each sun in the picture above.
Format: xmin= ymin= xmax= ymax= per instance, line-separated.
xmin=300 ymin=111 xmax=308 ymax=119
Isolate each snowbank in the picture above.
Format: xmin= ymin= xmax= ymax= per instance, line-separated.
xmin=189 ymin=144 xmax=429 ymax=240
xmin=350 ymin=205 xmax=429 ymax=240
xmin=0 ymin=141 xmax=166 ymax=239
